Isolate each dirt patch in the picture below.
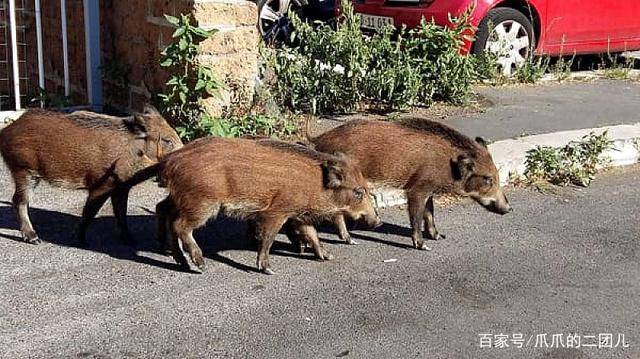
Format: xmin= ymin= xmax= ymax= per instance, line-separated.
xmin=308 ymin=92 xmax=492 ymax=137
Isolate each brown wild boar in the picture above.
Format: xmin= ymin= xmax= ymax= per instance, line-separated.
xmin=312 ymin=119 xmax=512 ymax=250
xmin=155 ymin=137 xmax=381 ymax=274
xmin=0 ymin=106 xmax=182 ymax=245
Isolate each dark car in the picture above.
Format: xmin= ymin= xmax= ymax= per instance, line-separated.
xmin=257 ymin=0 xmax=337 ymax=44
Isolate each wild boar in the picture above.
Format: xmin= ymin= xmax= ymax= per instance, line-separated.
xmin=0 ymin=106 xmax=182 ymax=245
xmin=155 ymin=137 xmax=381 ymax=274
xmin=312 ymin=119 xmax=512 ymax=250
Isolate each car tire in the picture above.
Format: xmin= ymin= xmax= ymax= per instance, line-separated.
xmin=472 ymin=7 xmax=536 ymax=76
xmin=257 ymin=0 xmax=303 ymax=45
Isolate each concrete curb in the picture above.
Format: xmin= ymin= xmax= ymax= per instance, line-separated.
xmin=0 ymin=110 xmax=25 ymax=127
xmin=372 ymin=123 xmax=640 ymax=208
xmin=539 ymin=69 xmax=640 ymax=82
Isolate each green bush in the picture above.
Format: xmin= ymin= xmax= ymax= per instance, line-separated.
xmin=524 ymin=131 xmax=614 ymax=187
xmin=264 ymin=0 xmax=478 ymax=114
xmin=159 ymin=14 xmax=298 ymax=141
xmin=159 ymin=14 xmax=230 ymax=140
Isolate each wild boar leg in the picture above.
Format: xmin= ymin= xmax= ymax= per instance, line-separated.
xmin=423 ymin=196 xmax=445 ymax=240
xmin=246 ymin=221 xmax=259 ymax=247
xmin=255 ymin=215 xmax=288 ymax=275
xmin=110 ymin=187 xmax=131 ymax=244
xmin=172 ymin=217 xmax=205 ymax=270
xmin=294 ymin=222 xmax=333 ymax=261
xmin=11 ymin=169 xmax=39 ymax=244
xmin=282 ymin=220 xmax=304 ymax=254
xmin=168 ymin=219 xmax=190 ymax=270
xmin=333 ymin=214 xmax=357 ymax=245
xmin=407 ymin=192 xmax=431 ymax=251
xmin=77 ymin=189 xmax=112 ymax=246
xmin=155 ymin=197 xmax=173 ymax=254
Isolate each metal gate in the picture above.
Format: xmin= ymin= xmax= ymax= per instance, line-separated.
xmin=0 ymin=0 xmax=102 ymax=113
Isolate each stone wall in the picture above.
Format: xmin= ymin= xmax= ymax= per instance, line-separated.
xmin=102 ymin=0 xmax=260 ymax=114
xmin=15 ymin=0 xmax=259 ymax=113
xmin=193 ymin=0 xmax=261 ymax=115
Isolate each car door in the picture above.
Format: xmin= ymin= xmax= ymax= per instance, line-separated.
xmin=544 ymin=0 xmax=640 ymax=52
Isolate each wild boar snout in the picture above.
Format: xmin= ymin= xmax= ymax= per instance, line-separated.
xmin=346 ymin=187 xmax=381 ymax=228
xmin=455 ymin=153 xmax=512 ymax=215
xmin=325 ymin=159 xmax=382 ymax=229
xmin=476 ymin=192 xmax=512 ymax=215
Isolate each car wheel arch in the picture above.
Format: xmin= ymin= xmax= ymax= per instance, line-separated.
xmin=478 ymin=0 xmax=542 ymax=50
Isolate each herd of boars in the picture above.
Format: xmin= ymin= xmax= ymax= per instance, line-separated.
xmin=0 ymin=107 xmax=511 ymax=274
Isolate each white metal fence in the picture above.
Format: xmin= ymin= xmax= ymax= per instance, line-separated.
xmin=1 ymin=0 xmax=102 ymax=112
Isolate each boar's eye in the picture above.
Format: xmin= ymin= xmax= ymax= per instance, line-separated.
xmin=353 ymin=187 xmax=365 ymax=201
xmin=161 ymin=138 xmax=174 ymax=150
xmin=483 ymin=176 xmax=493 ymax=186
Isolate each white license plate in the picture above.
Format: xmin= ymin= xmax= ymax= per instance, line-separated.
xmin=358 ymin=13 xmax=393 ymax=30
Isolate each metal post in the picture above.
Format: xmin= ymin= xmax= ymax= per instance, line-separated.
xmin=8 ymin=0 xmax=20 ymax=110
xmin=61 ymin=0 xmax=70 ymax=97
xmin=83 ymin=0 xmax=103 ymax=111
xmin=35 ymin=0 xmax=44 ymax=107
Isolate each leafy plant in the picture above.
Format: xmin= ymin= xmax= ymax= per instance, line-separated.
xmin=264 ymin=0 xmax=478 ymax=115
xmin=524 ymin=131 xmax=614 ymax=187
xmin=28 ymin=87 xmax=73 ymax=109
xmin=601 ymin=54 xmax=633 ymax=80
xmin=159 ymin=14 xmax=225 ymax=140
xmin=101 ymin=57 xmax=131 ymax=108
xmin=229 ymin=113 xmax=298 ymax=138
xmin=473 ymin=51 xmax=505 ymax=84
xmin=550 ymin=55 xmax=575 ymax=82
xmin=514 ymin=56 xmax=550 ymax=83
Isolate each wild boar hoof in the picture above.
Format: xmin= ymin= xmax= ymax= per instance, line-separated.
xmin=193 ymin=258 xmax=206 ymax=271
xmin=261 ymin=268 xmax=276 ymax=275
xmin=323 ymin=253 xmax=334 ymax=261
xmin=24 ymin=235 xmax=41 ymax=245
xmin=177 ymin=257 xmax=203 ymax=273
xmin=416 ymin=242 xmax=432 ymax=251
xmin=345 ymin=238 xmax=358 ymax=245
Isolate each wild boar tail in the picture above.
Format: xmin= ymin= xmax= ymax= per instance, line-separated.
xmin=123 ymin=163 xmax=163 ymax=188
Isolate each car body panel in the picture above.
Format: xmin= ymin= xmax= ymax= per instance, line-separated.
xmin=352 ymin=0 xmax=640 ymax=56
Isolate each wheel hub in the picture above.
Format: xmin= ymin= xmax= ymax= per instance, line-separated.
xmin=485 ymin=20 xmax=531 ymax=76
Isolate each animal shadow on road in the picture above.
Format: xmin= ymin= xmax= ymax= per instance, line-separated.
xmin=0 ymin=203 xmax=327 ymax=273
xmin=340 ymin=221 xmax=416 ymax=250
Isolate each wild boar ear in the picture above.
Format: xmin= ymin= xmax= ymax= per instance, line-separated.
xmin=453 ymin=154 xmax=475 ymax=180
xmin=475 ymin=137 xmax=488 ymax=148
xmin=124 ymin=116 xmax=148 ymax=139
xmin=323 ymin=160 xmax=345 ymax=189
xmin=142 ymin=104 xmax=161 ymax=116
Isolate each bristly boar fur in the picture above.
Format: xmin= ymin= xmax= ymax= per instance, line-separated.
xmin=155 ymin=137 xmax=380 ymax=274
xmin=0 ymin=105 xmax=182 ymax=245
xmin=312 ymin=119 xmax=512 ymax=250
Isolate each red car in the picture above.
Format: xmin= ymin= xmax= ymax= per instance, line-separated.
xmin=354 ymin=0 xmax=640 ymax=75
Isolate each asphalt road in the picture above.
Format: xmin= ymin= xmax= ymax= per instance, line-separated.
xmin=0 ymin=155 xmax=638 ymax=358
xmin=446 ymin=80 xmax=640 ymax=141
xmin=316 ymin=79 xmax=640 ymax=143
